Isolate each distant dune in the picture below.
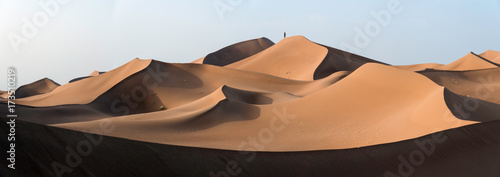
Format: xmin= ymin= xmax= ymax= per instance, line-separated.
xmin=1 ymin=36 xmax=499 ymax=177
xmin=13 ymin=78 xmax=60 ymax=98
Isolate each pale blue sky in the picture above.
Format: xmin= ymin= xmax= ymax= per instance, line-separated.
xmin=1 ymin=0 xmax=500 ymax=89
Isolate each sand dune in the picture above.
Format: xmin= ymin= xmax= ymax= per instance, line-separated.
xmin=14 ymin=78 xmax=60 ymax=98
xmin=190 ymin=56 xmax=204 ymax=63
xmin=2 ymin=36 xmax=500 ymax=176
xmin=226 ymin=36 xmax=329 ymax=80
xmin=3 ymin=118 xmax=500 ymax=177
xmin=52 ymin=63 xmax=477 ymax=151
xmin=12 ymin=60 xmax=348 ymax=124
xmin=14 ymin=59 xmax=151 ymax=106
xmin=435 ymin=52 xmax=498 ymax=71
xmin=420 ymin=67 xmax=500 ymax=105
xmin=313 ymin=43 xmax=388 ymax=79
xmin=203 ymin=37 xmax=274 ymax=66
xmin=70 ymin=71 xmax=107 ymax=83
xmin=480 ymin=49 xmax=500 ymax=64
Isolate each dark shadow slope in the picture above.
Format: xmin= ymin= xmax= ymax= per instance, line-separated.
xmin=15 ymin=78 xmax=60 ymax=98
xmin=1 ymin=118 xmax=499 ymax=177
xmin=203 ymin=38 xmax=274 ymax=66
xmin=313 ymin=44 xmax=389 ymax=79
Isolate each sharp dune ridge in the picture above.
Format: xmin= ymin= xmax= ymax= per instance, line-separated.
xmin=1 ymin=35 xmax=500 ymax=176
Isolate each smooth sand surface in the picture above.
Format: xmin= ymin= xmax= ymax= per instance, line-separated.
xmin=2 ymin=37 xmax=498 ymax=153
xmin=51 ymin=63 xmax=477 ymax=151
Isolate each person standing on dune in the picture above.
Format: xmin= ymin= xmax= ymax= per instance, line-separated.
xmin=284 ymin=32 xmax=286 ymax=38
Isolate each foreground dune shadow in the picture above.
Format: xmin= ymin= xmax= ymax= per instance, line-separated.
xmin=0 ymin=103 xmax=111 ymax=125
xmin=1 ymin=118 xmax=499 ymax=177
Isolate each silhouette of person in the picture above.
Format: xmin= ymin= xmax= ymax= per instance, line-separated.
xmin=284 ymin=32 xmax=286 ymax=38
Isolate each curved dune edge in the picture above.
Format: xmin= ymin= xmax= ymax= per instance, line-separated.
xmin=53 ymin=63 xmax=477 ymax=151
xmin=13 ymin=59 xmax=152 ymax=107
xmin=313 ymin=43 xmax=388 ymax=79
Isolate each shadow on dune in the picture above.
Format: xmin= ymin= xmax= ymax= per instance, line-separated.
xmin=444 ymin=88 xmax=500 ymax=122
xmin=170 ymin=99 xmax=261 ymax=130
xmin=419 ymin=67 xmax=500 ymax=105
xmin=89 ymin=60 xmax=204 ymax=116
xmin=472 ymin=52 xmax=500 ymax=67
xmin=203 ymin=37 xmax=274 ymax=66
xmin=0 ymin=103 xmax=111 ymax=125
xmin=221 ymin=86 xmax=273 ymax=104
xmin=313 ymin=44 xmax=389 ymax=79
xmin=0 ymin=60 xmax=206 ymax=124
xmin=1 ymin=118 xmax=499 ymax=177
xmin=69 ymin=72 xmax=106 ymax=83
xmin=16 ymin=78 xmax=60 ymax=98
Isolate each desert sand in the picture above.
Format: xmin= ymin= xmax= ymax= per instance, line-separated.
xmin=12 ymin=78 xmax=60 ymax=98
xmin=1 ymin=36 xmax=499 ymax=176
xmin=480 ymin=49 xmax=500 ymax=64
xmin=435 ymin=52 xmax=498 ymax=71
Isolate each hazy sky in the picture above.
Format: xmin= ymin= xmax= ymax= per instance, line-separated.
xmin=1 ymin=0 xmax=500 ymax=90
